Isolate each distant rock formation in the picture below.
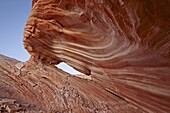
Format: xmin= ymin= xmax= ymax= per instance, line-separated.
xmin=0 ymin=0 xmax=170 ymax=112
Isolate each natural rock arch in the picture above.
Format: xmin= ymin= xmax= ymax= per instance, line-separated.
xmin=0 ymin=0 xmax=170 ymax=112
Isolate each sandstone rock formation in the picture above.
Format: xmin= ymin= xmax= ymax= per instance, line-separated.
xmin=0 ymin=0 xmax=170 ymax=112
xmin=0 ymin=54 xmax=145 ymax=112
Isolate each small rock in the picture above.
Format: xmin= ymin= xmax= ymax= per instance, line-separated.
xmin=6 ymin=104 xmax=22 ymax=113
xmin=15 ymin=62 xmax=24 ymax=70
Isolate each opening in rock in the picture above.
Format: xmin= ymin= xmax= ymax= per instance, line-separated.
xmin=56 ymin=62 xmax=84 ymax=75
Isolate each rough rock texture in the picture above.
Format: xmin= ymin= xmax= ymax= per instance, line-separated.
xmin=0 ymin=0 xmax=170 ymax=112
xmin=0 ymin=54 xmax=144 ymax=112
xmin=23 ymin=0 xmax=170 ymax=112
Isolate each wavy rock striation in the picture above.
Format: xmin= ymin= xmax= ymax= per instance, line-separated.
xmin=22 ymin=0 xmax=170 ymax=112
xmin=0 ymin=54 xmax=144 ymax=112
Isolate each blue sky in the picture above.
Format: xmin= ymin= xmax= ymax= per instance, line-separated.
xmin=0 ymin=0 xmax=81 ymax=74
xmin=0 ymin=0 xmax=31 ymax=61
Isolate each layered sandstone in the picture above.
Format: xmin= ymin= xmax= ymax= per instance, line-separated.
xmin=0 ymin=0 xmax=170 ymax=112
xmin=0 ymin=54 xmax=144 ymax=112
xmin=23 ymin=0 xmax=170 ymax=112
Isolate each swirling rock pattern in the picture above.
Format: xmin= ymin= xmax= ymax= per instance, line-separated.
xmin=24 ymin=0 xmax=170 ymax=112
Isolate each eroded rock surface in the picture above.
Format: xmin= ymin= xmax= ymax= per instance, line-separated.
xmin=0 ymin=54 xmax=144 ymax=112
xmin=22 ymin=0 xmax=170 ymax=112
xmin=0 ymin=0 xmax=170 ymax=112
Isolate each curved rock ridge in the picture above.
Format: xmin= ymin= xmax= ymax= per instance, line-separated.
xmin=23 ymin=0 xmax=170 ymax=112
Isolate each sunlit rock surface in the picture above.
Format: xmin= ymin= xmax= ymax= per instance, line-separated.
xmin=22 ymin=0 xmax=170 ymax=112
